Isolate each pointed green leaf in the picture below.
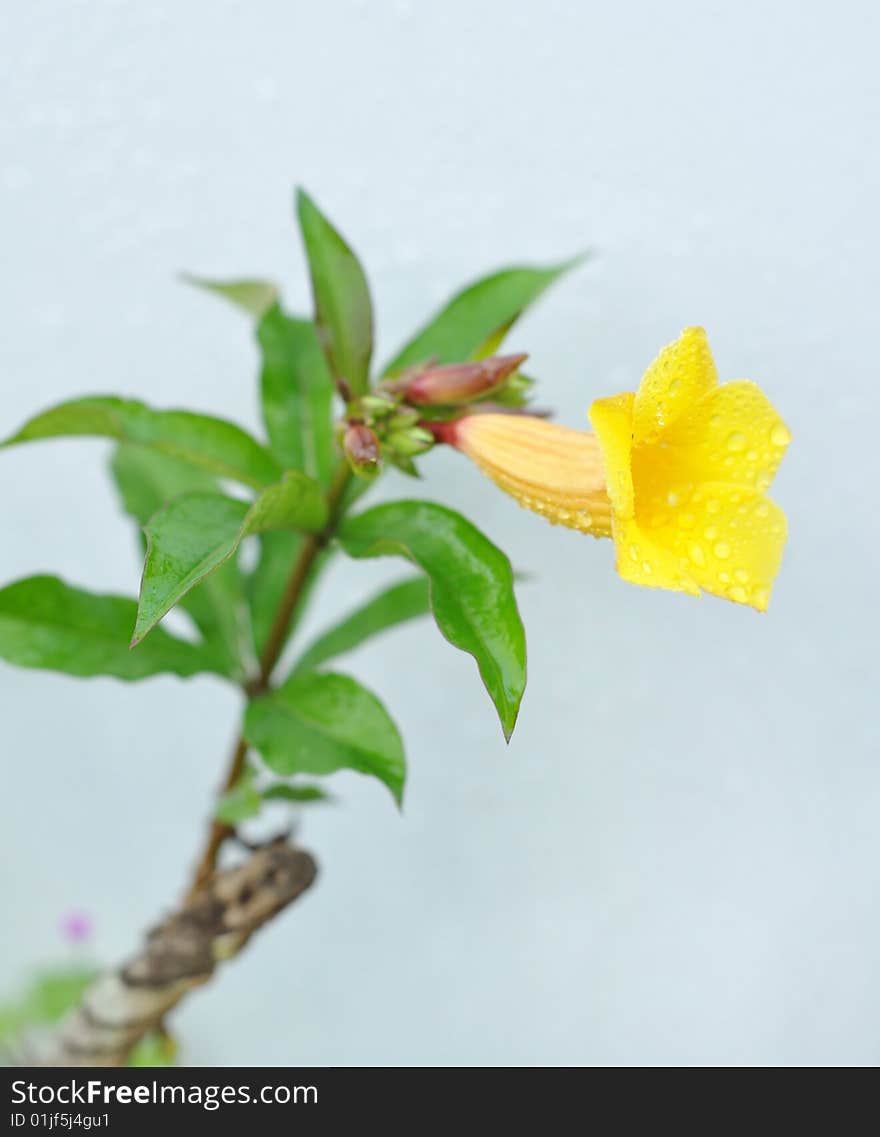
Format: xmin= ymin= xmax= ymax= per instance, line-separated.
xmin=382 ymin=257 xmax=585 ymax=376
xmin=295 ymin=576 xmax=430 ymax=673
xmin=244 ymin=671 xmax=405 ymax=804
xmin=4 ymin=397 xmax=281 ymax=490
xmin=0 ymin=576 xmax=225 ymax=680
xmin=338 ymin=501 xmax=526 ymax=740
xmin=257 ymin=306 xmax=336 ymax=483
xmin=110 ymin=443 xmax=244 ymax=676
xmin=296 ymin=188 xmax=373 ymax=391
xmin=134 ymin=472 xmax=327 ymax=644
xmin=182 ymin=273 xmax=280 ymax=319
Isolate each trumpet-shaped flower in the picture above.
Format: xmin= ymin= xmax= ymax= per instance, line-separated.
xmin=436 ymin=328 xmax=790 ymax=610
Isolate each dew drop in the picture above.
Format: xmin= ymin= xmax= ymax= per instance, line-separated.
xmin=754 ymin=587 xmax=770 ymax=609
xmin=629 ymin=545 xmax=640 ymax=562
xmin=667 ymin=490 xmax=680 ymax=507
xmin=755 ymin=503 xmax=770 ymax=519
xmin=746 ymin=449 xmax=758 ymax=462
xmin=727 ymin=431 xmax=747 ymax=452
xmin=770 ymin=422 xmax=791 ymax=447
xmin=688 ymin=542 xmax=706 ymax=566
xmin=729 ymin=585 xmax=749 ymax=604
xmin=706 ymin=498 xmax=720 ymax=514
xmin=734 ymin=568 xmax=750 ymax=584
xmin=705 ymin=525 xmax=719 ymax=541
xmin=719 ymin=571 xmax=731 ymax=584
xmin=641 ymin=561 xmax=653 ymax=575
xmin=714 ymin=541 xmax=731 ymax=559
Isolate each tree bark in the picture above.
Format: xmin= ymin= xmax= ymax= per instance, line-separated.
xmin=27 ymin=839 xmax=317 ymax=1067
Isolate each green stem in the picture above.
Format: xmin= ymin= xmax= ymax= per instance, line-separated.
xmin=188 ymin=462 xmax=353 ymax=895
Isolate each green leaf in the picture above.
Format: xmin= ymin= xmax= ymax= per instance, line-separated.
xmin=244 ymin=671 xmax=405 ymax=804
xmin=382 ymin=257 xmax=585 ymax=376
xmin=215 ymin=768 xmax=331 ymax=823
xmin=338 ymin=501 xmax=526 ymax=739
xmin=296 ymin=188 xmax=374 ymax=391
xmin=295 ymin=576 xmax=430 ymax=673
xmin=215 ymin=779 xmax=263 ymax=825
xmin=25 ymin=967 xmax=98 ymax=1023
xmin=134 ymin=472 xmax=327 ymax=644
xmin=3 ymin=397 xmax=281 ymax=490
xmin=262 ymin=782 xmax=331 ymax=804
xmin=182 ymin=273 xmax=279 ymax=320
xmin=0 ymin=576 xmax=224 ymax=679
xmin=127 ymin=1031 xmax=178 ymax=1067
xmin=110 ymin=443 xmax=244 ymax=677
xmin=247 ymin=530 xmax=305 ymax=659
xmin=1 ymin=965 xmax=99 ymax=1046
xmin=257 ymin=306 xmax=336 ymax=483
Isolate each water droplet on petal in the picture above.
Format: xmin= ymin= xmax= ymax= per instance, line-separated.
xmin=727 ymin=431 xmax=747 ymax=452
xmin=770 ymin=422 xmax=791 ymax=447
xmin=629 ymin=545 xmax=640 ymax=562
xmin=667 ymin=491 xmax=680 ymax=507
xmin=705 ymin=525 xmax=719 ymax=540
xmin=734 ymin=568 xmax=750 ymax=584
xmin=688 ymin=543 xmax=706 ymax=566
xmin=714 ymin=541 xmax=731 ymax=559
xmin=642 ymin=561 xmax=653 ymax=574
xmin=730 ymin=585 xmax=749 ymax=604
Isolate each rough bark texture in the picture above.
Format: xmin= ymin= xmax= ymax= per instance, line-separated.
xmin=28 ymin=839 xmax=317 ymax=1067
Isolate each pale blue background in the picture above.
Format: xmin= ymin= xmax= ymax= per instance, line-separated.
xmin=2 ymin=0 xmax=878 ymax=1066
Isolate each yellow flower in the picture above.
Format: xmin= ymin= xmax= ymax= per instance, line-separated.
xmin=440 ymin=328 xmax=790 ymax=611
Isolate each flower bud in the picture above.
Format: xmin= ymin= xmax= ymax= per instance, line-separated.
xmin=360 ymin=393 xmax=398 ymax=418
xmin=403 ymin=353 xmax=528 ymax=406
xmin=387 ymin=425 xmax=435 ymax=457
xmin=343 ymin=423 xmax=381 ymax=478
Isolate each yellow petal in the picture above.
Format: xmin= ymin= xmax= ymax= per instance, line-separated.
xmin=660 ymin=379 xmax=791 ymax=493
xmin=588 ymin=391 xmax=635 ymax=518
xmin=636 ymin=481 xmax=787 ymax=610
xmin=451 ymin=414 xmax=612 ymax=535
xmin=632 ymin=327 xmax=718 ymax=444
xmin=611 ymin=514 xmax=701 ymax=597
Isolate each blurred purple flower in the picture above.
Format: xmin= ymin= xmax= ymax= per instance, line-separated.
xmin=59 ymin=910 xmax=92 ymax=945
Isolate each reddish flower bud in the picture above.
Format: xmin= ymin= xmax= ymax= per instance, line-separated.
xmin=343 ymin=422 xmax=381 ymax=477
xmin=404 ymin=353 xmax=528 ymax=406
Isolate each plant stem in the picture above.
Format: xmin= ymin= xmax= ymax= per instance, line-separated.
xmin=187 ymin=462 xmax=352 ymax=896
